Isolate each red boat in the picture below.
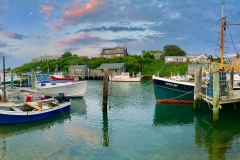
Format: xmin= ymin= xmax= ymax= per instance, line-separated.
xmin=50 ymin=75 xmax=74 ymax=82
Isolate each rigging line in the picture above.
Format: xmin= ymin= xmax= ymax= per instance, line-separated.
xmin=202 ymin=22 xmax=219 ymax=53
xmin=214 ymin=24 xmax=221 ymax=56
xmin=181 ymin=7 xmax=219 ymax=48
xmin=185 ymin=21 xmax=218 ymax=49
xmin=226 ymin=25 xmax=238 ymax=54
xmin=223 ymin=6 xmax=240 ymax=24
xmin=228 ymin=24 xmax=240 ymax=35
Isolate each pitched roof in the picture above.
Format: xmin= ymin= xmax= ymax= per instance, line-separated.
xmin=97 ymin=63 xmax=124 ymax=69
xmin=100 ymin=46 xmax=127 ymax=55
xmin=69 ymin=65 xmax=87 ymax=69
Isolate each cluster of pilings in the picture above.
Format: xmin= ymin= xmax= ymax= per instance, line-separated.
xmin=194 ymin=64 xmax=235 ymax=121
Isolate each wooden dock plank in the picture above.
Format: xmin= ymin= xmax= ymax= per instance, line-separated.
xmin=200 ymin=90 xmax=240 ymax=105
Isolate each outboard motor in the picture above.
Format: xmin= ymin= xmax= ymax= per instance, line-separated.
xmin=56 ymin=93 xmax=70 ymax=103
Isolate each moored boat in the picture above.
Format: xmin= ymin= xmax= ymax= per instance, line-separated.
xmin=0 ymin=72 xmax=28 ymax=86
xmin=35 ymin=72 xmax=87 ymax=98
xmin=109 ymin=72 xmax=142 ymax=82
xmin=0 ymin=97 xmax=71 ymax=124
xmin=153 ymin=4 xmax=240 ymax=103
xmin=50 ymin=76 xmax=74 ymax=82
xmin=152 ymin=75 xmax=194 ymax=103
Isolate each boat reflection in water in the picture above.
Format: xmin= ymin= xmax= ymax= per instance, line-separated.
xmin=0 ymin=99 xmax=87 ymax=159
xmin=153 ymin=103 xmax=240 ymax=160
xmin=153 ymin=103 xmax=194 ymax=126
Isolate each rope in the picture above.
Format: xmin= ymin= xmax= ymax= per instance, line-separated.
xmin=226 ymin=26 xmax=238 ymax=54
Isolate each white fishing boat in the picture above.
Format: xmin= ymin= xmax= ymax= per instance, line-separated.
xmin=153 ymin=4 xmax=240 ymax=103
xmin=51 ymin=72 xmax=65 ymax=78
xmin=35 ymin=72 xmax=87 ymax=98
xmin=109 ymin=72 xmax=142 ymax=82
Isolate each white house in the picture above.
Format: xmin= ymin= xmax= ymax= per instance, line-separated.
xmin=187 ymin=53 xmax=208 ymax=63
xmin=165 ymin=56 xmax=187 ymax=63
xmin=32 ymin=55 xmax=59 ymax=62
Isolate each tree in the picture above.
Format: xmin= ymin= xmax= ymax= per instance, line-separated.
xmin=163 ymin=45 xmax=186 ymax=56
xmin=62 ymin=52 xmax=72 ymax=59
xmin=142 ymin=52 xmax=154 ymax=59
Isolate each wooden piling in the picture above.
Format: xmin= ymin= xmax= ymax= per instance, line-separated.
xmin=31 ymin=69 xmax=35 ymax=89
xmin=102 ymin=68 xmax=108 ymax=111
xmin=194 ymin=67 xmax=202 ymax=109
xmin=198 ymin=67 xmax=202 ymax=108
xmin=10 ymin=71 xmax=14 ymax=89
xmin=230 ymin=67 xmax=234 ymax=87
xmin=213 ymin=64 xmax=219 ymax=121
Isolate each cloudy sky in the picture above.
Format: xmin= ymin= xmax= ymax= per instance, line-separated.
xmin=0 ymin=0 xmax=240 ymax=68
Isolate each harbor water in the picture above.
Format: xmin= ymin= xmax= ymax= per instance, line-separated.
xmin=0 ymin=80 xmax=240 ymax=159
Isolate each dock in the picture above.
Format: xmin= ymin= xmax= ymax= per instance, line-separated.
xmin=195 ymin=64 xmax=240 ymax=121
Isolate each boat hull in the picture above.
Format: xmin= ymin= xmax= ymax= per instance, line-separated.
xmin=0 ymin=102 xmax=70 ymax=123
xmin=152 ymin=75 xmax=194 ymax=103
xmin=108 ymin=76 xmax=141 ymax=82
xmin=37 ymin=81 xmax=87 ymax=98
xmin=50 ymin=76 xmax=74 ymax=82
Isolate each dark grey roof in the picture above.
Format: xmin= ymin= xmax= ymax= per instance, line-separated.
xmin=69 ymin=65 xmax=87 ymax=69
xmin=100 ymin=46 xmax=127 ymax=55
xmin=97 ymin=63 xmax=124 ymax=70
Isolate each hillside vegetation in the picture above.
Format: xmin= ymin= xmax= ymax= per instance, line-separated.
xmin=12 ymin=54 xmax=189 ymax=78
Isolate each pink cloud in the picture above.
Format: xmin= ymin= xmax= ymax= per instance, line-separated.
xmin=61 ymin=0 xmax=104 ymax=25
xmin=41 ymin=5 xmax=53 ymax=18
xmin=1 ymin=32 xmax=23 ymax=40
xmin=55 ymin=33 xmax=104 ymax=47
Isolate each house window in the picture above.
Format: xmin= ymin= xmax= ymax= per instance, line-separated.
xmin=116 ymin=54 xmax=123 ymax=57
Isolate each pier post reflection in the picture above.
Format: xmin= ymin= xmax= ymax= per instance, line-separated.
xmin=102 ymin=112 xmax=109 ymax=147
xmin=1 ymin=138 xmax=6 ymax=159
xmin=153 ymin=103 xmax=240 ymax=159
xmin=194 ymin=105 xmax=240 ymax=160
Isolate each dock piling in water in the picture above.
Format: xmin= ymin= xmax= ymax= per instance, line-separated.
xmin=213 ymin=64 xmax=219 ymax=121
xmin=31 ymin=69 xmax=35 ymax=89
xmin=11 ymin=71 xmax=13 ymax=89
xmin=194 ymin=67 xmax=202 ymax=109
xmin=102 ymin=68 xmax=108 ymax=111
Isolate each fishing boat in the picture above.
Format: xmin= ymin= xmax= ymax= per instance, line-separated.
xmin=0 ymin=95 xmax=71 ymax=124
xmin=0 ymin=82 xmax=71 ymax=123
xmin=50 ymin=72 xmax=77 ymax=82
xmin=51 ymin=72 xmax=65 ymax=78
xmin=153 ymin=4 xmax=240 ymax=103
xmin=0 ymin=71 xmax=28 ymax=86
xmin=109 ymin=72 xmax=142 ymax=82
xmin=152 ymin=75 xmax=194 ymax=103
xmin=35 ymin=72 xmax=87 ymax=98
xmin=50 ymin=76 xmax=74 ymax=82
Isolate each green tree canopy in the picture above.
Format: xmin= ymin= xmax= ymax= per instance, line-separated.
xmin=62 ymin=52 xmax=72 ymax=59
xmin=163 ymin=45 xmax=186 ymax=56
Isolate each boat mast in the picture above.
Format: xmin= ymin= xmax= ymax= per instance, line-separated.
xmin=220 ymin=3 xmax=225 ymax=64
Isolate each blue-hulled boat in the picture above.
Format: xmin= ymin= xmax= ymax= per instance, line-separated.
xmin=0 ymin=95 xmax=71 ymax=124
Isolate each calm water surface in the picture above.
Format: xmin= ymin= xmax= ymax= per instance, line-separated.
xmin=0 ymin=80 xmax=240 ymax=160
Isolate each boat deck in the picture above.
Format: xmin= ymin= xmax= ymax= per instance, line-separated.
xmin=0 ymin=102 xmax=17 ymax=107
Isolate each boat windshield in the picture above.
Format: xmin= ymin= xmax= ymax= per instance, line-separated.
xmin=36 ymin=74 xmax=51 ymax=81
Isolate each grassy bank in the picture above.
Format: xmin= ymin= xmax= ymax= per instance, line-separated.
xmin=142 ymin=59 xmax=188 ymax=78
